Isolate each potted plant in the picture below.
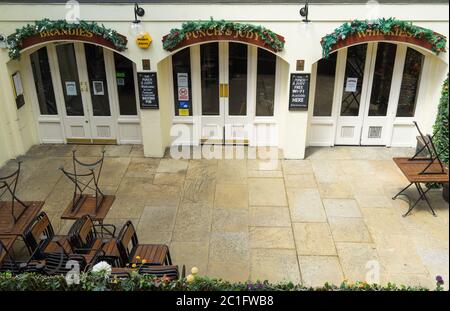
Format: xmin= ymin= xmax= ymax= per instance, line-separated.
xmin=433 ymin=75 xmax=449 ymax=202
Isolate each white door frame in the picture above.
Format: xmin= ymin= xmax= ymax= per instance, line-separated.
xmin=335 ymin=42 xmax=405 ymax=146
xmin=335 ymin=43 xmax=374 ymax=145
xmin=360 ymin=43 xmax=407 ymax=146
xmin=49 ymin=42 xmax=117 ymax=143
xmin=224 ymin=42 xmax=251 ymax=144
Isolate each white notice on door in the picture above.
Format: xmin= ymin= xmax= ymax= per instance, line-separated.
xmin=345 ymin=77 xmax=358 ymax=92
xmin=177 ymin=73 xmax=189 ymax=87
xmin=65 ymin=81 xmax=77 ymax=96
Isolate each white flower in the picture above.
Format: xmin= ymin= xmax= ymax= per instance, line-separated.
xmin=92 ymin=261 xmax=112 ymax=276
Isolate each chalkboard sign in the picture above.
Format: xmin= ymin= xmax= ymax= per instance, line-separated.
xmin=289 ymin=73 xmax=310 ymax=110
xmin=137 ymin=72 xmax=159 ymax=109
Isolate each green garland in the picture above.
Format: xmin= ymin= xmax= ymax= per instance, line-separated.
xmin=7 ymin=19 xmax=128 ymax=60
xmin=162 ymin=18 xmax=285 ymax=52
xmin=433 ymin=75 xmax=449 ymax=166
xmin=0 ymin=271 xmax=444 ymax=291
xmin=321 ymin=18 xmax=447 ymax=58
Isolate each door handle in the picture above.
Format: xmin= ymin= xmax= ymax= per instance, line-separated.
xmin=219 ymin=84 xmax=229 ymax=98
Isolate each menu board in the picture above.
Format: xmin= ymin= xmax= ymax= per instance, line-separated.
xmin=289 ymin=73 xmax=310 ymax=110
xmin=137 ymin=72 xmax=159 ymax=109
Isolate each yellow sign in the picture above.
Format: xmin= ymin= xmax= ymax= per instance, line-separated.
xmin=136 ymin=32 xmax=152 ymax=49
xmin=179 ymin=109 xmax=189 ymax=116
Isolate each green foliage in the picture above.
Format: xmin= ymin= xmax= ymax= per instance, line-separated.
xmin=433 ymin=75 xmax=449 ymax=166
xmin=162 ymin=18 xmax=284 ymax=52
xmin=321 ymin=18 xmax=447 ymax=58
xmin=0 ymin=271 xmax=441 ymax=291
xmin=7 ymin=19 xmax=127 ymax=60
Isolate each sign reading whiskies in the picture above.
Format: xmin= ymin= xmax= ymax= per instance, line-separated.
xmin=289 ymin=73 xmax=310 ymax=110
xmin=137 ymin=72 xmax=159 ymax=109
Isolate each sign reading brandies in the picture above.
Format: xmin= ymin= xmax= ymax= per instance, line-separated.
xmin=289 ymin=73 xmax=310 ymax=110
xmin=137 ymin=72 xmax=159 ymax=109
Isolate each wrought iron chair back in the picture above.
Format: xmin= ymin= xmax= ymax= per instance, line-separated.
xmin=60 ymin=149 xmax=106 ymax=213
xmin=0 ymin=161 xmax=29 ymax=223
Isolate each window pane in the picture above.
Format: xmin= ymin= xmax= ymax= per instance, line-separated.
xmin=229 ymin=43 xmax=247 ymax=116
xmin=396 ymin=48 xmax=424 ymax=117
xmin=84 ymin=44 xmax=111 ymax=116
xmin=341 ymin=44 xmax=367 ymax=117
xmin=56 ymin=43 xmax=84 ymax=116
xmin=30 ymin=47 xmax=57 ymax=115
xmin=313 ymin=52 xmax=337 ymax=116
xmin=172 ymin=47 xmax=192 ymax=116
xmin=369 ymin=43 xmax=397 ymax=116
xmin=114 ymin=53 xmax=137 ymax=115
xmin=201 ymin=43 xmax=220 ymax=116
xmin=256 ymin=48 xmax=276 ymax=116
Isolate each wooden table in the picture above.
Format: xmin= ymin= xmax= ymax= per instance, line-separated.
xmin=393 ymin=157 xmax=449 ymax=217
xmin=0 ymin=235 xmax=17 ymax=264
xmin=0 ymin=201 xmax=44 ymax=235
xmin=60 ymin=195 xmax=115 ymax=222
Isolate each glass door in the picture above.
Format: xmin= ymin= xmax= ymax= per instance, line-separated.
xmin=55 ymin=43 xmax=92 ymax=142
xmin=335 ymin=42 xmax=400 ymax=146
xmin=200 ymin=42 xmax=249 ymax=144
xmin=224 ymin=42 xmax=249 ymax=144
xmin=54 ymin=42 xmax=115 ymax=143
xmin=200 ymin=42 xmax=223 ymax=144
xmin=335 ymin=43 xmax=372 ymax=145
xmin=360 ymin=42 xmax=398 ymax=145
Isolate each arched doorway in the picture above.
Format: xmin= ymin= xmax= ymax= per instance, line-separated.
xmin=26 ymin=42 xmax=141 ymax=144
xmin=165 ymin=41 xmax=287 ymax=146
xmin=309 ymin=42 xmax=432 ymax=147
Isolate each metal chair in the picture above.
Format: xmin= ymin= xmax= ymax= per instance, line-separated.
xmin=115 ymin=221 xmax=172 ymax=267
xmin=0 ymin=161 xmax=30 ymax=224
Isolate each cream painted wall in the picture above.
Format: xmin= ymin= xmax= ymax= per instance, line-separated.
xmin=0 ymin=2 xmax=448 ymax=162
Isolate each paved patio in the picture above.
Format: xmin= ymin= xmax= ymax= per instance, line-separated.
xmin=1 ymin=144 xmax=448 ymax=288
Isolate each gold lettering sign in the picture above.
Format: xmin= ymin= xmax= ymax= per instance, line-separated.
xmin=356 ymin=29 xmax=413 ymax=38
xmin=183 ymin=28 xmax=260 ymax=44
xmin=39 ymin=28 xmax=94 ymax=38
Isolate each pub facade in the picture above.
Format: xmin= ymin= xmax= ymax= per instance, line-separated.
xmin=0 ymin=0 xmax=448 ymax=166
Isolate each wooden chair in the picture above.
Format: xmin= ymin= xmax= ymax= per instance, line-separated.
xmin=23 ymin=212 xmax=66 ymax=259
xmin=67 ymin=215 xmax=117 ymax=264
xmin=115 ymin=221 xmax=172 ymax=267
xmin=110 ymin=265 xmax=185 ymax=281
xmin=139 ymin=264 xmax=184 ymax=280
xmin=0 ymin=239 xmax=45 ymax=274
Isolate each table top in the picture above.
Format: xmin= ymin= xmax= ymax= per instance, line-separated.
xmin=61 ymin=195 xmax=115 ymax=221
xmin=0 ymin=201 xmax=44 ymax=235
xmin=0 ymin=235 xmax=17 ymax=264
xmin=393 ymin=157 xmax=449 ymax=183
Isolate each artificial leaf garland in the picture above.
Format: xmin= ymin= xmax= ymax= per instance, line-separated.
xmin=7 ymin=19 xmax=128 ymax=60
xmin=321 ymin=18 xmax=447 ymax=58
xmin=433 ymin=75 xmax=449 ymax=166
xmin=162 ymin=18 xmax=285 ymax=52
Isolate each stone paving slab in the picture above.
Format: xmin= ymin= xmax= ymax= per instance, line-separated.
xmin=1 ymin=145 xmax=448 ymax=289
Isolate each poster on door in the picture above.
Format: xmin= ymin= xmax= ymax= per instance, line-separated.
xmin=65 ymin=81 xmax=77 ymax=96
xmin=177 ymin=73 xmax=189 ymax=87
xmin=178 ymin=87 xmax=189 ymax=101
xmin=345 ymin=77 xmax=358 ymax=92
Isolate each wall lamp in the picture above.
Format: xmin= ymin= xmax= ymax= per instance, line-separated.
xmin=299 ymin=1 xmax=311 ymax=23
xmin=130 ymin=3 xmax=146 ymax=36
